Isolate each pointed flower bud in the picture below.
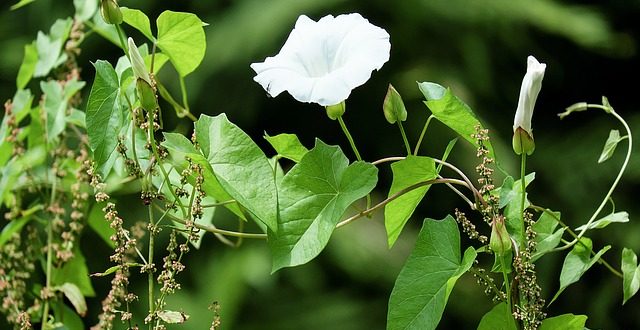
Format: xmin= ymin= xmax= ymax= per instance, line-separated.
xmin=325 ymin=101 xmax=346 ymax=120
xmin=382 ymin=84 xmax=407 ymax=124
xmin=100 ymin=0 xmax=123 ymax=25
xmin=513 ymin=55 xmax=545 ymax=155
xmin=128 ymin=38 xmax=151 ymax=85
xmin=490 ymin=216 xmax=512 ymax=257
xmin=128 ymin=38 xmax=157 ymax=111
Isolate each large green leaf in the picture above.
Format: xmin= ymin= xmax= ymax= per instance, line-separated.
xmin=477 ymin=302 xmax=518 ymax=330
xmin=156 ymin=11 xmax=206 ymax=77
xmin=121 ymin=7 xmax=154 ymax=41
xmin=86 ymin=60 xmax=124 ymax=176
xmin=387 ymin=216 xmax=477 ymax=330
xmin=269 ymin=140 xmax=377 ymax=272
xmin=418 ymin=82 xmax=494 ymax=159
xmin=539 ymin=314 xmax=588 ymax=330
xmin=621 ymin=248 xmax=640 ymax=304
xmin=162 ymin=133 xmax=247 ymax=222
xmin=384 ymin=156 xmax=437 ymax=247
xmin=531 ymin=209 xmax=565 ymax=261
xmin=551 ymin=238 xmax=610 ymax=303
xmin=195 ymin=114 xmax=277 ymax=230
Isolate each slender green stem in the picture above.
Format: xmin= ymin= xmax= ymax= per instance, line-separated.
xmin=520 ymin=153 xmax=527 ymax=230
xmin=501 ymin=263 xmax=512 ymax=314
xmin=557 ymin=107 xmax=633 ymax=251
xmin=157 ymin=205 xmax=267 ymax=239
xmin=414 ymin=114 xmax=434 ymax=156
xmin=179 ymin=76 xmax=194 ymax=119
xmin=337 ymin=116 xmax=362 ymax=161
xmin=202 ymin=200 xmax=237 ymax=208
xmin=41 ymin=176 xmax=58 ymax=328
xmin=147 ymin=205 xmax=155 ymax=329
xmin=115 ymin=24 xmax=128 ymax=55
xmin=397 ymin=121 xmax=411 ymax=155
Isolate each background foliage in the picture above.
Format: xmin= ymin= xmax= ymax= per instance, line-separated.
xmin=1 ymin=0 xmax=639 ymax=328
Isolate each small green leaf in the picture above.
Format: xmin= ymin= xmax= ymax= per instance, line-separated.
xmin=86 ymin=60 xmax=124 ymax=176
xmin=598 ymin=129 xmax=625 ymax=163
xmin=74 ymin=0 xmax=97 ymax=21
xmin=56 ymin=283 xmax=87 ymax=316
xmin=17 ymin=43 xmax=37 ymax=89
xmin=121 ymin=7 xmax=154 ymax=41
xmin=196 ymin=114 xmax=277 ymax=231
xmin=575 ymin=211 xmax=629 ymax=231
xmin=551 ymin=238 xmax=610 ymax=303
xmin=532 ymin=210 xmax=565 ymax=261
xmin=539 ymin=314 xmax=588 ymax=330
xmin=382 ymin=84 xmax=407 ymax=124
xmin=477 ymin=302 xmax=518 ymax=330
xmin=157 ymin=310 xmax=189 ymax=324
xmin=269 ymin=140 xmax=377 ymax=271
xmin=91 ymin=263 xmax=141 ymax=277
xmin=384 ymin=156 xmax=437 ymax=247
xmin=387 ymin=216 xmax=476 ymax=330
xmin=418 ymin=81 xmax=494 ymax=159
xmin=41 ymin=78 xmax=85 ymax=142
xmin=156 ymin=10 xmax=206 ymax=76
xmin=264 ymin=133 xmax=309 ymax=163
xmin=10 ymin=0 xmax=36 ymax=10
xmin=621 ymin=248 xmax=640 ymax=304
xmin=34 ymin=18 xmax=72 ymax=78
xmin=0 ymin=205 xmax=41 ymax=247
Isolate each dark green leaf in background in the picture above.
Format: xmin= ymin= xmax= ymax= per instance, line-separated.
xmin=477 ymin=302 xmax=518 ymax=330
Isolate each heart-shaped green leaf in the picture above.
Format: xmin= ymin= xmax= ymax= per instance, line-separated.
xmin=156 ymin=11 xmax=206 ymax=77
xmin=269 ymin=139 xmax=377 ymax=272
xmin=621 ymin=248 xmax=640 ymax=304
xmin=387 ymin=216 xmax=477 ymax=330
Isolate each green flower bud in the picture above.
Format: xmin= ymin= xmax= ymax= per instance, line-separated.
xmin=490 ymin=216 xmax=512 ymax=257
xmin=512 ymin=126 xmax=535 ymax=156
xmin=100 ymin=0 xmax=123 ymax=25
xmin=382 ymin=84 xmax=407 ymax=124
xmin=136 ymin=78 xmax=157 ymax=112
xmin=325 ymin=101 xmax=346 ymax=120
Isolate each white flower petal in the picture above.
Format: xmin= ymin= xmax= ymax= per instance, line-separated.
xmin=513 ymin=55 xmax=546 ymax=136
xmin=251 ymin=13 xmax=390 ymax=106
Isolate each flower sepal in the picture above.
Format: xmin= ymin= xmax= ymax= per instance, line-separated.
xmin=100 ymin=0 xmax=123 ymax=25
xmin=512 ymin=126 xmax=535 ymax=156
xmin=325 ymin=102 xmax=346 ymax=120
xmin=490 ymin=216 xmax=513 ymax=257
xmin=136 ymin=78 xmax=158 ymax=112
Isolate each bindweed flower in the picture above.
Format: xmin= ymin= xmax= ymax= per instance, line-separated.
xmin=513 ymin=55 xmax=546 ymax=156
xmin=128 ymin=38 xmax=157 ymax=111
xmin=251 ymin=13 xmax=391 ymax=108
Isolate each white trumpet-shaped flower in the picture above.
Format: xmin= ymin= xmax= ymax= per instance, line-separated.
xmin=251 ymin=13 xmax=391 ymax=107
xmin=513 ymin=55 xmax=546 ymax=155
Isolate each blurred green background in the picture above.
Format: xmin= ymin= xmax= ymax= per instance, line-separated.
xmin=1 ymin=0 xmax=639 ymax=328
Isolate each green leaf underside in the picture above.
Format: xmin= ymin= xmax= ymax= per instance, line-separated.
xmin=551 ymin=238 xmax=611 ymax=303
xmin=417 ymin=81 xmax=495 ymax=159
xmin=269 ymin=140 xmax=377 ymax=272
xmin=621 ymin=248 xmax=640 ymax=304
xmin=156 ymin=10 xmax=206 ymax=77
xmin=86 ymin=60 xmax=123 ymax=176
xmin=532 ymin=210 xmax=565 ymax=261
xmin=575 ymin=211 xmax=629 ymax=231
xmin=264 ymin=133 xmax=309 ymax=163
xmin=384 ymin=156 xmax=437 ymax=247
xmin=196 ymin=114 xmax=277 ymax=230
xmin=57 ymin=283 xmax=87 ymax=316
xmin=477 ymin=302 xmax=517 ymax=330
xmin=598 ymin=129 xmax=624 ymax=163
xmin=387 ymin=216 xmax=477 ymax=330
xmin=539 ymin=314 xmax=588 ymax=330
xmin=502 ymin=173 xmax=535 ymax=249
xmin=162 ymin=132 xmax=247 ymax=221
xmin=121 ymin=7 xmax=154 ymax=41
